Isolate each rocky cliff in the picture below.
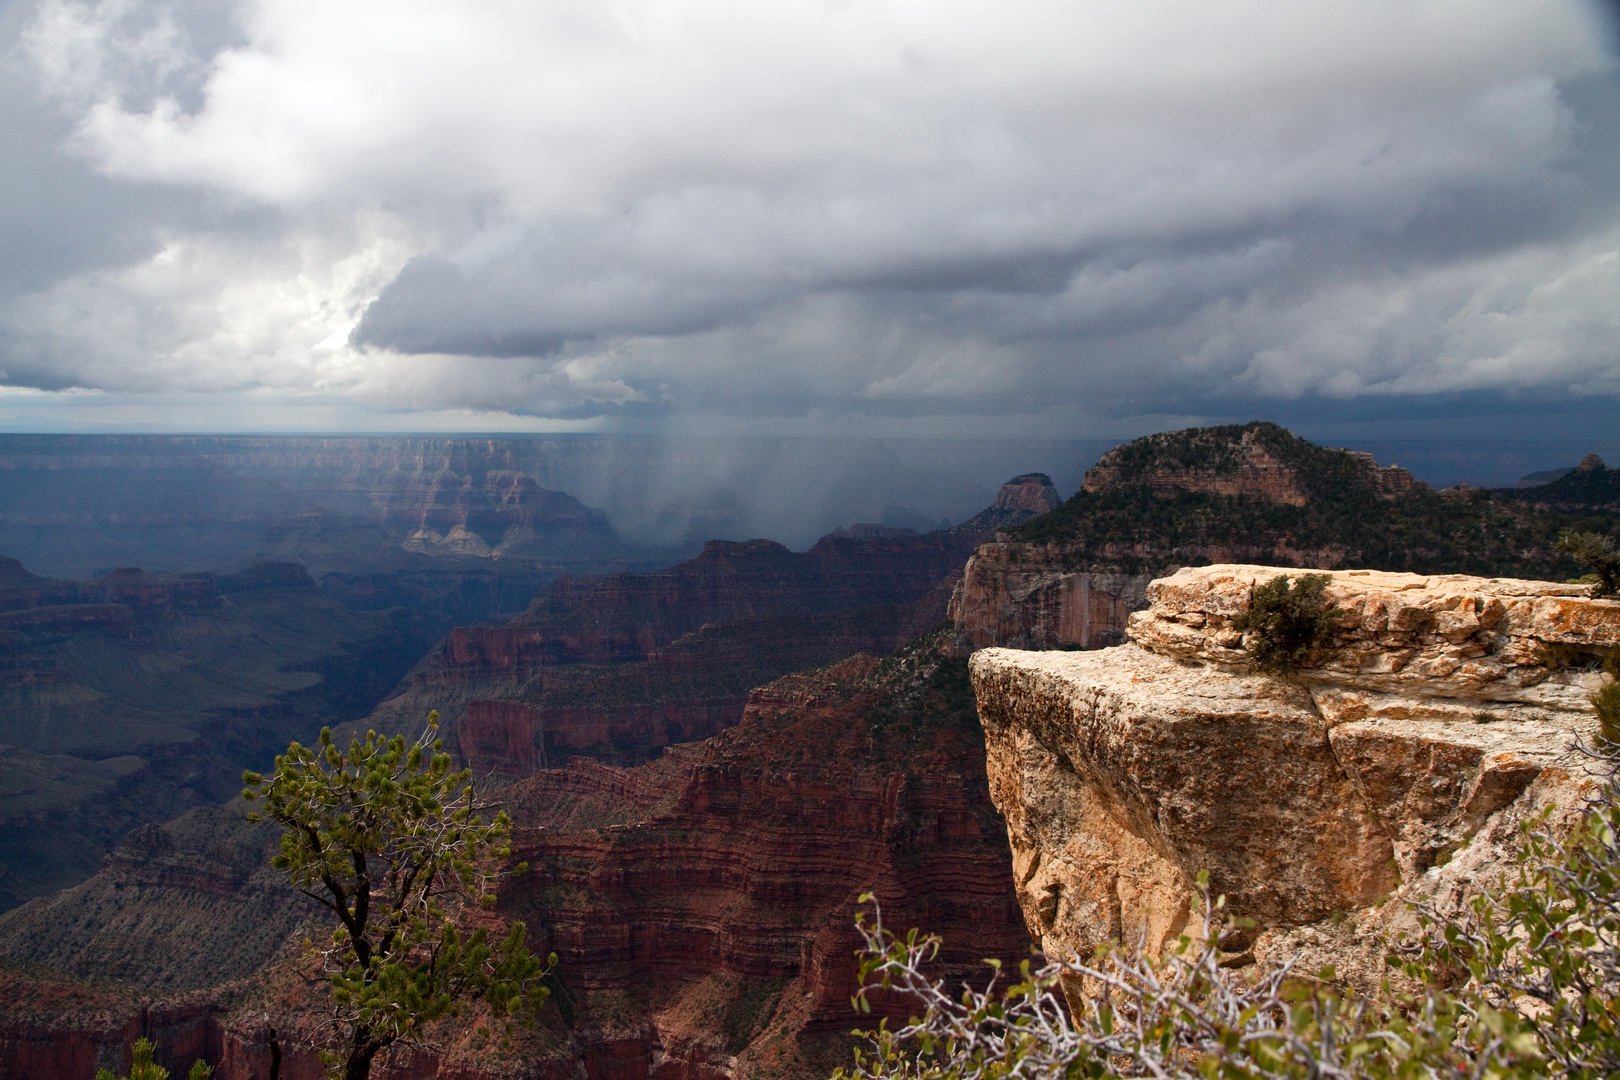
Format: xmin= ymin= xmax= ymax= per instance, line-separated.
xmin=0 ymin=633 xmax=1029 ymax=1080
xmin=952 ymin=422 xmax=1610 ymax=651
xmin=969 ymin=564 xmax=1617 ymax=991
xmin=487 ymin=635 xmax=1030 ymax=1080
xmin=365 ymin=477 xmax=1058 ymax=770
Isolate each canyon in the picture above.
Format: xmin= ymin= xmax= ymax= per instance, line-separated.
xmin=364 ymin=477 xmax=1059 ymax=767
xmin=0 ymin=474 xmax=1062 ymax=1079
xmin=0 ymin=424 xmax=1614 ymax=1080
xmin=0 ymin=557 xmax=440 ymax=911
xmin=970 ymin=564 xmax=1618 ymax=991
xmin=0 ymin=435 xmax=1101 ymax=576
xmin=0 ymin=633 xmax=1031 ymax=1080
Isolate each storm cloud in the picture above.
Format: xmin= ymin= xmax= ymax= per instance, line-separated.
xmin=0 ymin=0 xmax=1616 ymax=434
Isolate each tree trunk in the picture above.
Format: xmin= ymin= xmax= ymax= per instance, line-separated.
xmin=343 ymin=1034 xmax=384 ymax=1080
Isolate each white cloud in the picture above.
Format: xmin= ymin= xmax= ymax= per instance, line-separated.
xmin=1231 ymin=227 xmax=1620 ymax=398
xmin=1 ymin=0 xmax=1616 ymax=428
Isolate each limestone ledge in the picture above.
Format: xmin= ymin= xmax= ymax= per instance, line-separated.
xmin=969 ymin=564 xmax=1613 ymax=993
xmin=1129 ymin=564 xmax=1619 ymax=712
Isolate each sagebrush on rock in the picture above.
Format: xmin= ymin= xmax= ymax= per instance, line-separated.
xmin=1232 ymin=572 xmax=1338 ymax=675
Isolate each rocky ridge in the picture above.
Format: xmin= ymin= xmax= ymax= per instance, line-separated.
xmin=1509 ymin=453 xmax=1620 ymax=514
xmin=952 ymin=423 xmax=1611 ymax=652
xmin=969 ymin=564 xmax=1617 ymax=993
xmin=367 ymin=476 xmax=1059 ymax=771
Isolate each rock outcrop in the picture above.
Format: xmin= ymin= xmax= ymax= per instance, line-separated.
xmin=948 ymin=546 xmax=1148 ymax=651
xmin=952 ymin=423 xmax=1602 ymax=651
xmin=995 ymin=474 xmax=1064 ymax=515
xmin=970 ymin=564 xmax=1616 ymax=990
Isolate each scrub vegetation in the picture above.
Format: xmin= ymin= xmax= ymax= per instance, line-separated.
xmin=836 ymin=750 xmax=1620 ymax=1080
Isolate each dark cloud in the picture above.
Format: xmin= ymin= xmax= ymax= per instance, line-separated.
xmin=0 ymin=0 xmax=1615 ymax=434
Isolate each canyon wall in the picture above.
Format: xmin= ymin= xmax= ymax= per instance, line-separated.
xmin=366 ymin=476 xmax=1058 ymax=769
xmin=0 ymin=634 xmax=1029 ymax=1080
xmin=948 ymin=544 xmax=1150 ymax=650
xmin=0 ymin=434 xmax=1104 ymax=576
xmin=488 ymin=639 xmax=1030 ymax=1080
xmin=0 ymin=435 xmax=633 ymax=578
xmin=970 ymin=564 xmax=1617 ymax=989
xmin=0 ymin=559 xmax=436 ymax=911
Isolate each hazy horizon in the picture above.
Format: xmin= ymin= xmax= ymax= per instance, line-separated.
xmin=1 ymin=430 xmax=1615 ymax=566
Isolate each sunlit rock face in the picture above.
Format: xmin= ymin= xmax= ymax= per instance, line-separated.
xmin=970 ymin=565 xmax=1615 ymax=992
xmin=948 ymin=547 xmax=1150 ymax=651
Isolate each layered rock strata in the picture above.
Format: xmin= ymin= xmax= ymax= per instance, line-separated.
xmin=970 ymin=565 xmax=1616 ymax=989
xmin=492 ymin=639 xmax=1030 ymax=1080
xmin=0 ymin=560 xmax=432 ymax=911
xmin=0 ymin=635 xmax=1029 ymax=1080
xmin=367 ymin=475 xmax=1056 ymax=771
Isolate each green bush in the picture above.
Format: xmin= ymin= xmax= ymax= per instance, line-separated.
xmin=241 ymin=714 xmax=554 ymax=1080
xmin=1396 ymin=760 xmax=1620 ymax=1076
xmin=94 ymin=1039 xmax=210 ymax=1080
xmin=834 ymin=763 xmax=1620 ymax=1080
xmin=1558 ymin=530 xmax=1620 ymax=596
xmin=1233 ymin=573 xmax=1338 ymax=675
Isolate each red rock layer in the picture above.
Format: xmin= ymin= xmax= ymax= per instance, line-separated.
xmin=365 ymin=530 xmax=983 ymax=768
xmin=495 ymin=639 xmax=1031 ymax=1077
xmin=0 ymin=636 xmax=1028 ymax=1080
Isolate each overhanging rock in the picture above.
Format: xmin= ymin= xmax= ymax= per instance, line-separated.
xmin=970 ymin=564 xmax=1616 ymax=988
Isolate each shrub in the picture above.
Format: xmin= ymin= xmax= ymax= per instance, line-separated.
xmin=1233 ymin=573 xmax=1338 ymax=675
xmin=1558 ymin=530 xmax=1620 ymax=597
xmin=1397 ymin=756 xmax=1620 ymax=1076
xmin=835 ymin=760 xmax=1620 ymax=1080
xmin=835 ymin=892 xmax=1540 ymax=1080
xmin=242 ymin=714 xmax=553 ymax=1080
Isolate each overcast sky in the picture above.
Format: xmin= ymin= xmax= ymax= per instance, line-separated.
xmin=0 ymin=0 xmax=1616 ymax=439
